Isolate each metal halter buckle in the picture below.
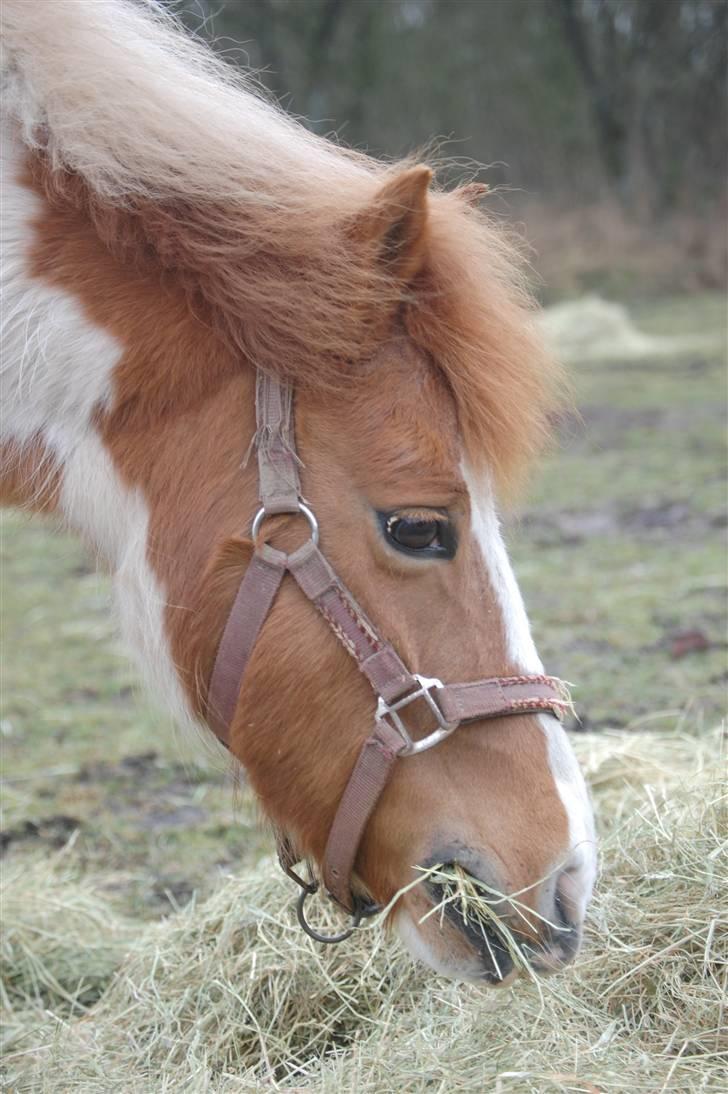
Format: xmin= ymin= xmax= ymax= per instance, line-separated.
xmin=251 ymin=502 xmax=319 ymax=545
xmin=376 ymin=674 xmax=458 ymax=756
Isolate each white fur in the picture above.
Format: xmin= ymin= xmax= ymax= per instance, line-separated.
xmin=396 ymin=909 xmax=487 ymax=984
xmin=60 ymin=431 xmax=202 ymax=738
xmin=0 ymin=130 xmax=117 ymax=450
xmin=0 ymin=0 xmax=375 ymax=207
xmin=464 ymin=465 xmax=597 ymax=915
xmin=0 ymin=126 xmax=205 ymax=747
xmin=395 ymin=908 xmax=521 ymax=986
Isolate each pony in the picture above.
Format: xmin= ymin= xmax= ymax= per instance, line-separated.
xmin=0 ymin=0 xmax=596 ymax=983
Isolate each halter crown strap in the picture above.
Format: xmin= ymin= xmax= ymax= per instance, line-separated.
xmin=255 ymin=370 xmax=301 ymax=513
xmin=207 ymin=373 xmax=571 ymax=928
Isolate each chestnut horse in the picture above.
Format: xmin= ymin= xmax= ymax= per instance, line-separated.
xmin=0 ymin=0 xmax=596 ymax=982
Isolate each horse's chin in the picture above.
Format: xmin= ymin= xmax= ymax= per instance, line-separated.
xmin=393 ymin=906 xmax=519 ymax=987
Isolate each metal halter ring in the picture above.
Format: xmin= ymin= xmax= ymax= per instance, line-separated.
xmin=296 ymin=885 xmax=379 ymax=945
xmin=279 ymin=848 xmax=378 ymax=945
xmin=251 ymin=502 xmax=319 ymax=545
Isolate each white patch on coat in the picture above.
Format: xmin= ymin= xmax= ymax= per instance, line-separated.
xmin=58 ymin=430 xmax=202 ymax=739
xmin=394 ymin=909 xmax=479 ymax=983
xmin=0 ymin=128 xmax=118 ymax=448
xmin=463 ymin=465 xmax=597 ymax=917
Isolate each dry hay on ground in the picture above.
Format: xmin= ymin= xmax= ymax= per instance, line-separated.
xmin=2 ymin=726 xmax=726 ymax=1093
xmin=538 ymin=296 xmax=707 ymax=363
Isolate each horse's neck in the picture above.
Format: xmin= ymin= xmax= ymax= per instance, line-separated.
xmin=1 ymin=127 xmax=227 ymax=547
xmin=1 ymin=130 xmax=122 ymax=543
xmin=1 ymin=130 xmax=215 ymax=737
xmin=0 ymin=130 xmax=260 ymax=742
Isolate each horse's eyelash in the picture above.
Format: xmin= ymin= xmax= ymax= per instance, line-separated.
xmin=392 ymin=509 xmax=449 ymax=523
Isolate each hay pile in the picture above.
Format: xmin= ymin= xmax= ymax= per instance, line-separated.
xmin=2 ymin=727 xmax=726 ymax=1093
xmin=538 ymin=296 xmax=695 ymax=362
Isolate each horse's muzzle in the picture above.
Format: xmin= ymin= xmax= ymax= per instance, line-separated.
xmin=424 ymin=849 xmax=584 ymax=984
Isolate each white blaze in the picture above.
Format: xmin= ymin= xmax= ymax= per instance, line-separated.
xmin=463 ymin=464 xmax=597 ymax=914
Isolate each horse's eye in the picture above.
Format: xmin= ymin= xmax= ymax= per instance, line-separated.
xmin=388 ymin=517 xmax=439 ymax=549
xmin=379 ymin=512 xmax=456 ymax=559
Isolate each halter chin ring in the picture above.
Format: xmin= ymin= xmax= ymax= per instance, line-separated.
xmin=296 ymin=885 xmax=377 ymax=944
xmin=376 ymin=674 xmax=458 ymax=756
xmin=282 ymin=853 xmax=378 ymax=943
xmin=251 ymin=501 xmax=319 ymax=546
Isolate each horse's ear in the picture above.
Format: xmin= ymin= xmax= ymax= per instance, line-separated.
xmin=353 ymin=165 xmax=432 ymax=283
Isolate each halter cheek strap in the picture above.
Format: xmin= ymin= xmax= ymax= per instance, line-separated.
xmin=207 ymin=371 xmax=570 ymax=937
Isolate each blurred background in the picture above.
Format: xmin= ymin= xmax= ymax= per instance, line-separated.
xmin=2 ymin=5 xmax=727 ymax=1086
xmin=175 ymin=0 xmax=727 ymax=297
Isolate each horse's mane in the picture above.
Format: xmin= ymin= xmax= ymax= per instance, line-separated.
xmin=0 ymin=0 xmax=561 ymax=492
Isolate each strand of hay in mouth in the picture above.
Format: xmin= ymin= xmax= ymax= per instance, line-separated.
xmin=417 ymin=862 xmax=569 ymax=983
xmin=2 ymin=726 xmax=726 ymax=1093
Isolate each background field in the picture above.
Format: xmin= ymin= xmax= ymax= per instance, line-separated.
xmin=2 ymin=293 xmax=726 ymax=1091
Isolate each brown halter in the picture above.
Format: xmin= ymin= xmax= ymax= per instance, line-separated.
xmin=207 ymin=371 xmax=569 ymax=942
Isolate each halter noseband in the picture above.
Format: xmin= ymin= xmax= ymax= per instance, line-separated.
xmin=207 ymin=372 xmax=569 ymax=942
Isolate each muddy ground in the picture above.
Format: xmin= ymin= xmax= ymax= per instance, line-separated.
xmin=1 ymin=293 xmax=726 ymax=923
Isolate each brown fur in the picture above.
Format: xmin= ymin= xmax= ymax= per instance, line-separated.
xmin=29 ymin=144 xmax=561 ymax=496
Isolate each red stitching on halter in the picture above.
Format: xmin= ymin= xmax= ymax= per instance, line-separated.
xmin=316 ymin=587 xmax=383 ymax=659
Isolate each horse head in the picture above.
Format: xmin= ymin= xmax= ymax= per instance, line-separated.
xmin=0 ymin=0 xmax=596 ymax=983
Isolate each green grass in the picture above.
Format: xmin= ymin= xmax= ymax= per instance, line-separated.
xmin=0 ymin=518 xmax=268 ymax=922
xmin=514 ymin=292 xmax=727 ymax=727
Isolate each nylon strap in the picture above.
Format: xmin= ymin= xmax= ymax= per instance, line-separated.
xmin=287 ymin=540 xmax=417 ymax=703
xmin=255 ymin=370 xmax=301 ymax=513
xmin=321 ymin=719 xmax=403 ymax=904
xmin=438 ymin=678 xmax=565 ymax=724
xmin=207 ymin=548 xmax=286 ymax=742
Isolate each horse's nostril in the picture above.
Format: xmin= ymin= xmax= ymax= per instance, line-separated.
xmin=528 ymin=866 xmax=585 ymax=973
xmin=553 ymin=883 xmax=574 ymax=930
xmin=552 ymin=865 xmax=585 ymax=930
